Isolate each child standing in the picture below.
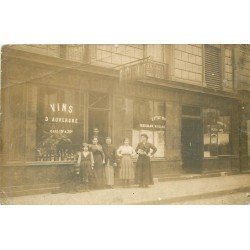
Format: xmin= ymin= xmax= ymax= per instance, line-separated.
xmin=77 ymin=143 xmax=97 ymax=191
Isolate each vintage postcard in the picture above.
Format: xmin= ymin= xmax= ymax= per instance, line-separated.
xmin=0 ymin=44 xmax=250 ymax=205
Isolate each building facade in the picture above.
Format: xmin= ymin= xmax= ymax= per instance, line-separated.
xmin=0 ymin=44 xmax=249 ymax=195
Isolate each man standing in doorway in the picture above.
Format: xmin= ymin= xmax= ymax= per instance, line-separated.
xmin=89 ymin=128 xmax=104 ymax=146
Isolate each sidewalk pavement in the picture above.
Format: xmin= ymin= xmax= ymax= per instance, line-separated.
xmin=6 ymin=173 xmax=250 ymax=205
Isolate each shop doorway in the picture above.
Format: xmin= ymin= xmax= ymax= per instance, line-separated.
xmin=87 ymin=91 xmax=110 ymax=144
xmin=88 ymin=109 xmax=109 ymax=142
xmin=181 ymin=118 xmax=203 ymax=173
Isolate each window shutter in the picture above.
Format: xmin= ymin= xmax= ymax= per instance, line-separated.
xmin=205 ymin=45 xmax=222 ymax=90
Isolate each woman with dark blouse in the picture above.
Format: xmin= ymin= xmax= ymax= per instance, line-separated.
xmin=89 ymin=137 xmax=105 ymax=188
xmin=135 ymin=133 xmax=157 ymax=188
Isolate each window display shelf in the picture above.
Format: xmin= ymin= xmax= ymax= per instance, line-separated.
xmin=27 ymin=161 xmax=77 ymax=166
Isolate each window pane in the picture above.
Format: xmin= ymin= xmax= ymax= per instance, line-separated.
xmin=147 ymin=45 xmax=164 ymax=62
xmin=133 ymin=100 xmax=153 ymax=130
xmin=132 ymin=130 xmax=140 ymax=149
xmin=203 ymin=109 xmax=219 ymax=157
xmin=203 ymin=108 xmax=232 ymax=157
xmin=36 ymin=87 xmax=83 ymax=161
xmin=133 ymin=100 xmax=166 ymax=158
xmin=218 ymin=115 xmax=231 ymax=155
xmin=154 ymin=131 xmax=165 ymax=157
xmin=89 ymin=91 xmax=109 ymax=109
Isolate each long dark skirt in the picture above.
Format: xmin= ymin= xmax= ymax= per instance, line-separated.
xmin=135 ymin=155 xmax=153 ymax=186
xmin=79 ymin=161 xmax=97 ymax=189
xmin=93 ymin=154 xmax=105 ymax=188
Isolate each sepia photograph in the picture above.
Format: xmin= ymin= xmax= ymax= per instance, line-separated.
xmin=1 ymin=1 xmax=250 ymax=250
xmin=0 ymin=44 xmax=250 ymax=205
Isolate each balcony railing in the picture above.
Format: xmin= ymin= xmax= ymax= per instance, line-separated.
xmin=119 ymin=58 xmax=169 ymax=82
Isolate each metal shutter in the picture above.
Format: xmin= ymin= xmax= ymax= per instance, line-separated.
xmin=205 ymin=45 xmax=222 ymax=90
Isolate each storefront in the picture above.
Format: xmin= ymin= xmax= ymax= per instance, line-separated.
xmin=0 ymin=49 xmax=118 ymax=195
xmin=0 ymin=47 xmax=241 ymax=195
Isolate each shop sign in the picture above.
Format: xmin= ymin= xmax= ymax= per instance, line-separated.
xmin=43 ymin=103 xmax=78 ymax=134
xmin=138 ymin=116 xmax=166 ymax=130
xmin=139 ymin=124 xmax=165 ymax=129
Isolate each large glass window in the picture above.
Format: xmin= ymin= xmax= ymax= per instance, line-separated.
xmin=132 ymin=100 xmax=166 ymax=158
xmin=146 ymin=45 xmax=164 ymax=62
xmin=203 ymin=108 xmax=232 ymax=157
xmin=36 ymin=87 xmax=84 ymax=161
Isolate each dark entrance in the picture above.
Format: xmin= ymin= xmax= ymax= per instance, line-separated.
xmin=88 ymin=109 xmax=109 ymax=142
xmin=88 ymin=91 xmax=110 ymax=143
xmin=181 ymin=118 xmax=203 ymax=173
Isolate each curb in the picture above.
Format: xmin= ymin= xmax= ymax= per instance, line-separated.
xmin=157 ymin=171 xmax=246 ymax=182
xmin=135 ymin=186 xmax=250 ymax=205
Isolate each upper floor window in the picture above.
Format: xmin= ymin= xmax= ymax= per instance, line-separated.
xmin=204 ymin=45 xmax=222 ymax=90
xmin=146 ymin=45 xmax=164 ymax=62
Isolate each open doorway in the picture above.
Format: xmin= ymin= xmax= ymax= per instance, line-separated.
xmin=88 ymin=109 xmax=109 ymax=143
xmin=88 ymin=91 xmax=110 ymax=144
xmin=181 ymin=118 xmax=203 ymax=173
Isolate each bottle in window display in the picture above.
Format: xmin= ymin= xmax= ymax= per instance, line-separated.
xmin=58 ymin=150 xmax=62 ymax=161
xmin=36 ymin=148 xmax=42 ymax=161
xmin=61 ymin=150 xmax=65 ymax=161
xmin=51 ymin=152 xmax=55 ymax=162
xmin=44 ymin=153 xmax=47 ymax=161
xmin=54 ymin=152 xmax=59 ymax=162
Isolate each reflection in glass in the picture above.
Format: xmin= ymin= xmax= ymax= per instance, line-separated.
xmin=203 ymin=108 xmax=231 ymax=157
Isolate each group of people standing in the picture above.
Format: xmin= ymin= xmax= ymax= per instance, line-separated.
xmin=75 ymin=129 xmax=157 ymax=191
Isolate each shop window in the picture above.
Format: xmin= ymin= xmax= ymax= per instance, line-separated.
xmin=132 ymin=100 xmax=166 ymax=158
xmin=203 ymin=108 xmax=232 ymax=157
xmin=36 ymin=87 xmax=84 ymax=162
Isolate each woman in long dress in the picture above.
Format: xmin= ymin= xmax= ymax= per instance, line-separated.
xmin=135 ymin=133 xmax=157 ymax=188
xmin=103 ymin=137 xmax=117 ymax=188
xmin=89 ymin=137 xmax=105 ymax=188
xmin=76 ymin=143 xmax=97 ymax=191
xmin=117 ymin=138 xmax=136 ymax=187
